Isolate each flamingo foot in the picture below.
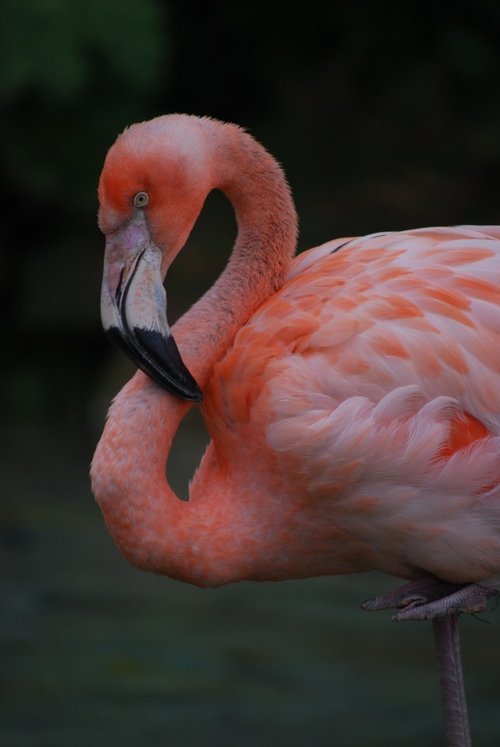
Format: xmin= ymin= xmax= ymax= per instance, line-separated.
xmin=361 ymin=578 xmax=495 ymax=622
xmin=361 ymin=578 xmax=498 ymax=746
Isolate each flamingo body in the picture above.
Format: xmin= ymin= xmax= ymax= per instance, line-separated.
xmin=91 ymin=115 xmax=500 ymax=591
xmin=196 ymin=226 xmax=500 ymax=586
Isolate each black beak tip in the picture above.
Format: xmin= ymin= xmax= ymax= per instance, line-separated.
xmin=184 ymin=385 xmax=204 ymax=404
xmin=106 ymin=325 xmax=203 ymax=403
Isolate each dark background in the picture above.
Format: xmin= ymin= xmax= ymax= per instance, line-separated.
xmin=3 ymin=2 xmax=500 ymax=745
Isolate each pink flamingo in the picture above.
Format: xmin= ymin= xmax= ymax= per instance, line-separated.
xmin=91 ymin=114 xmax=500 ymax=746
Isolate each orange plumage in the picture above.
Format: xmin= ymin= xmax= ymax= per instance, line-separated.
xmin=91 ymin=115 xmax=500 ymax=592
xmin=90 ymin=114 xmax=500 ymax=745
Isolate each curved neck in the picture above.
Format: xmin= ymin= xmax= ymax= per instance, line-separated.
xmin=91 ymin=121 xmax=297 ymax=583
xmin=172 ymin=120 xmax=298 ymax=382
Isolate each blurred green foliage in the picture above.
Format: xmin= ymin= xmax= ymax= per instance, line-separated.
xmin=1 ymin=0 xmax=166 ymax=209
xmin=1 ymin=0 xmax=165 ymax=98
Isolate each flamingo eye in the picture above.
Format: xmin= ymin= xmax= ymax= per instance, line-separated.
xmin=133 ymin=191 xmax=149 ymax=208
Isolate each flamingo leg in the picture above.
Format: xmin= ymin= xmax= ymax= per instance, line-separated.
xmin=433 ymin=615 xmax=471 ymax=747
xmin=362 ymin=580 xmax=497 ymax=747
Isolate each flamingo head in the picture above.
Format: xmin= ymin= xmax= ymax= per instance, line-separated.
xmin=97 ymin=115 xmax=214 ymax=402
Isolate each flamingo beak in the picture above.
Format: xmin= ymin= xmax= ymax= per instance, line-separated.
xmin=100 ymin=214 xmax=203 ymax=402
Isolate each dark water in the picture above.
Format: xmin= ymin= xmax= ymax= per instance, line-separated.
xmin=2 ymin=422 xmax=499 ymax=746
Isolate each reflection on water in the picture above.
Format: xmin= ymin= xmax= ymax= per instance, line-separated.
xmin=2 ymin=422 xmax=499 ymax=746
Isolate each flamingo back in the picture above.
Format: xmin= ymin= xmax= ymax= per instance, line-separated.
xmin=202 ymin=226 xmax=500 ymax=585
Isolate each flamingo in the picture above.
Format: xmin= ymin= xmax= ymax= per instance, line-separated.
xmin=91 ymin=114 xmax=500 ymax=746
